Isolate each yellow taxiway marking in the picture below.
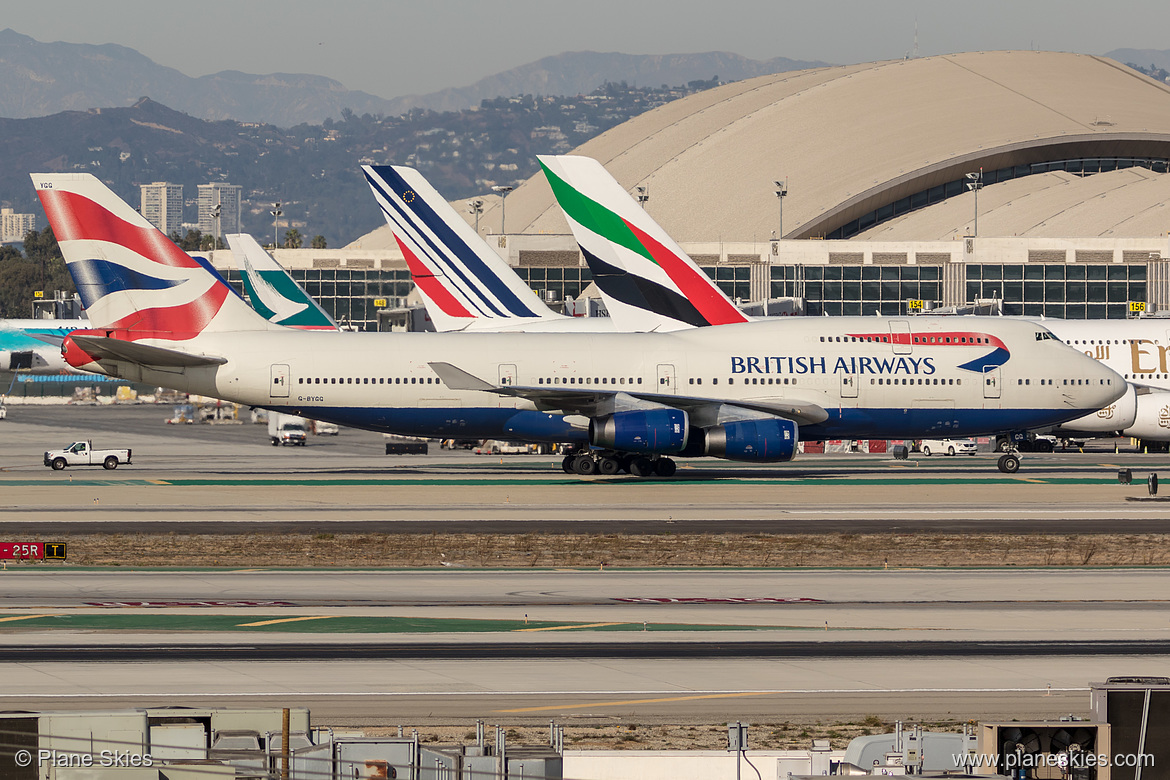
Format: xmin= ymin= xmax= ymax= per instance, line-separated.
xmin=1016 ymin=478 xmax=1048 ymax=484
xmin=236 ymin=616 xmax=340 ymax=627
xmin=0 ymin=614 xmax=53 ymax=622
xmin=495 ymin=691 xmax=776 ymax=713
xmin=147 ymin=480 xmax=170 ymax=485
xmin=515 ymin=622 xmax=628 ymax=632
xmin=1100 ymin=464 xmax=1120 ymax=469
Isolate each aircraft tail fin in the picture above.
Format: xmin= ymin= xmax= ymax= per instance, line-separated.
xmin=538 ymin=155 xmax=749 ymax=331
xmin=227 ymin=233 xmax=338 ymax=330
xmin=32 ymin=174 xmax=276 ymax=339
xmin=363 ymin=164 xmax=563 ymax=331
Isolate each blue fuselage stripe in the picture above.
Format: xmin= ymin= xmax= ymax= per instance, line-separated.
xmin=263 ymin=405 xmax=1095 ymax=445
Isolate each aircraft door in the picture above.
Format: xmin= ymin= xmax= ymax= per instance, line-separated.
xmin=840 ymin=372 xmax=858 ymax=399
xmin=498 ymin=364 xmax=517 ymax=386
xmin=889 ymin=321 xmax=912 ymax=355
xmin=657 ymin=364 xmax=676 ymax=394
xmin=270 ymin=364 xmax=290 ymax=398
xmin=983 ymin=366 xmax=1001 ymax=399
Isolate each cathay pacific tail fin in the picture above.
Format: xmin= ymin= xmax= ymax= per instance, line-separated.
xmin=227 ymin=233 xmax=338 ymax=330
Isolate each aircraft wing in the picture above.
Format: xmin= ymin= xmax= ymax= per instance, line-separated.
xmin=429 ymin=362 xmax=828 ymax=425
xmin=69 ymin=334 xmax=228 ymax=368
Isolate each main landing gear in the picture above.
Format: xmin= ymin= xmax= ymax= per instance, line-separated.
xmin=561 ymin=451 xmax=677 ymax=478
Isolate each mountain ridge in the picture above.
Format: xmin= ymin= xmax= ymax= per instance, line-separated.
xmin=0 ymin=29 xmax=827 ymax=125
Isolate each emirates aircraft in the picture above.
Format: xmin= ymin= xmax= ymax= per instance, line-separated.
xmin=1038 ymin=318 xmax=1170 ymax=449
xmin=34 ymin=172 xmax=1123 ymax=476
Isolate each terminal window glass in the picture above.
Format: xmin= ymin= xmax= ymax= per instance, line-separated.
xmin=970 ymin=263 xmax=1143 ymax=319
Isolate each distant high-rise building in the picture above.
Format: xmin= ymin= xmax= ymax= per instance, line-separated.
xmin=198 ymin=183 xmax=243 ymax=241
xmin=0 ymin=208 xmax=36 ymax=243
xmin=139 ymin=182 xmax=183 ymax=236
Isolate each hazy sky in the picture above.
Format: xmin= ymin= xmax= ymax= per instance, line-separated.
xmin=6 ymin=0 xmax=1170 ymax=99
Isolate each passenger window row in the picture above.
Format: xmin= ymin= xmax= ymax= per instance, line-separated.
xmin=817 ymin=335 xmax=992 ymax=345
xmin=734 ymin=377 xmax=798 ymax=386
xmin=298 ymin=377 xmax=440 ymax=385
xmin=871 ymin=377 xmax=960 ymax=385
xmin=537 ymin=377 xmax=642 ymax=386
xmin=1017 ymin=378 xmax=1112 ymax=385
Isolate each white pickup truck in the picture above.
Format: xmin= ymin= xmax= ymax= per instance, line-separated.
xmin=44 ymin=441 xmax=132 ymax=470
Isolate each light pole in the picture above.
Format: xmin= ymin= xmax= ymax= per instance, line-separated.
xmin=211 ymin=203 xmax=222 ymax=252
xmin=271 ymin=202 xmax=282 ymax=248
xmin=965 ymin=169 xmax=983 ymax=237
xmin=773 ymin=180 xmax=788 ymax=238
xmin=492 ymin=185 xmax=514 ymax=234
xmin=468 ymin=199 xmax=484 ymax=233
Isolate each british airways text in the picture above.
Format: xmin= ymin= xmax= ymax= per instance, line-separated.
xmin=730 ymin=356 xmax=937 ymax=375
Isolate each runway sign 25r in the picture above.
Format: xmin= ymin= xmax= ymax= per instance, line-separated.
xmin=0 ymin=542 xmax=66 ymax=560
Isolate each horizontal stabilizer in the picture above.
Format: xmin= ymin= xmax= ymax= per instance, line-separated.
xmin=25 ymin=332 xmax=66 ymax=347
xmin=70 ymin=334 xmax=227 ymax=368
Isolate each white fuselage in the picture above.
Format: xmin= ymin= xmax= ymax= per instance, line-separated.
xmin=1040 ymin=318 xmax=1170 ymax=388
xmin=85 ymin=317 xmax=1124 ymax=444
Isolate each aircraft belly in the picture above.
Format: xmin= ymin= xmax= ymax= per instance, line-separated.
xmin=801 ymin=407 xmax=1101 ymax=440
xmin=263 ymin=405 xmax=588 ymax=443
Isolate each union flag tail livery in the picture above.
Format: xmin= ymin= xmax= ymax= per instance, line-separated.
xmin=32 ymin=174 xmax=274 ymax=340
xmin=227 ymin=233 xmax=338 ymax=331
xmin=362 ymin=164 xmax=564 ymax=332
xmin=539 ymin=154 xmax=750 ymax=332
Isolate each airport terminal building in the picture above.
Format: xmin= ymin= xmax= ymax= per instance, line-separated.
xmin=210 ymin=51 xmax=1170 ymax=329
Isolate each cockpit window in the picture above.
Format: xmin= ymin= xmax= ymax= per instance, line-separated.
xmin=1035 ymin=331 xmax=1054 ymax=341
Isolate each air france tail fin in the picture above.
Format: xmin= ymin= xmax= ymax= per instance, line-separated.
xmin=538 ymin=155 xmax=749 ymax=331
xmin=227 ymin=233 xmax=338 ymax=330
xmin=31 ymin=174 xmax=276 ymax=339
xmin=362 ymin=164 xmax=564 ymax=332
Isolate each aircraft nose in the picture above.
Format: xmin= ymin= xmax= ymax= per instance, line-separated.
xmin=1085 ymin=358 xmax=1125 ymax=407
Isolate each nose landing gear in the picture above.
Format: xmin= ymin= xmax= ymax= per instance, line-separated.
xmin=997 ymin=451 xmax=1021 ymax=473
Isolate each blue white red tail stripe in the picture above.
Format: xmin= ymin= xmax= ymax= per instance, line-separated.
xmin=364 ymin=165 xmax=545 ymax=319
xmin=366 ymin=170 xmax=511 ymax=318
xmin=33 ymin=174 xmax=273 ymax=339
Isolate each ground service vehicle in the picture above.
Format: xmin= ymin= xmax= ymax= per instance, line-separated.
xmin=313 ymin=420 xmax=340 ymax=435
xmin=268 ymin=412 xmax=308 ymax=446
xmin=478 ymin=440 xmax=529 ymax=455
xmin=44 ymin=441 xmax=131 ymax=470
xmin=919 ymin=438 xmax=978 ymax=456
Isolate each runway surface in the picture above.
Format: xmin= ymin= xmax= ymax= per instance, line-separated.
xmin=0 ymin=405 xmax=1167 ymax=533
xmin=0 ymin=568 xmax=1167 ymax=723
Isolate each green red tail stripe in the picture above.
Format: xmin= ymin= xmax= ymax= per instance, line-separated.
xmin=541 ymin=161 xmax=746 ymax=325
xmin=622 ymin=220 xmax=747 ymax=325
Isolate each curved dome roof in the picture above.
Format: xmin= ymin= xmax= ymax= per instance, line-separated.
xmin=497 ymin=50 xmax=1170 ymax=241
xmin=858 ymin=166 xmax=1170 ymax=239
